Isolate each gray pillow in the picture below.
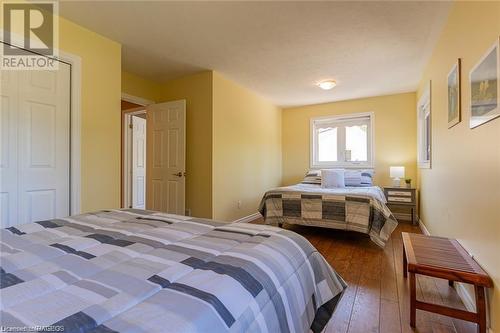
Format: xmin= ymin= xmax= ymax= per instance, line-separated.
xmin=360 ymin=170 xmax=374 ymax=186
xmin=345 ymin=169 xmax=374 ymax=186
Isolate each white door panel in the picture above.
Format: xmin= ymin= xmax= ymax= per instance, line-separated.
xmin=147 ymin=100 xmax=185 ymax=215
xmin=132 ymin=115 xmax=146 ymax=209
xmin=27 ymin=189 xmax=56 ymax=222
xmin=0 ymin=70 xmax=19 ymax=227
xmin=0 ymin=64 xmax=71 ymax=227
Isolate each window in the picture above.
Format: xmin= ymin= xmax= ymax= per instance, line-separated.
xmin=311 ymin=112 xmax=374 ymax=168
xmin=418 ymin=83 xmax=431 ymax=168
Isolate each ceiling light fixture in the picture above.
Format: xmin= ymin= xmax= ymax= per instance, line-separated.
xmin=317 ymin=80 xmax=337 ymax=90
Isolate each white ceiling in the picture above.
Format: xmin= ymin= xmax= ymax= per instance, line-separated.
xmin=59 ymin=1 xmax=451 ymax=107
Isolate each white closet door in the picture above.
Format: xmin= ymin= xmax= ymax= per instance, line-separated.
xmin=0 ymin=64 xmax=71 ymax=227
xmin=132 ymin=115 xmax=146 ymax=209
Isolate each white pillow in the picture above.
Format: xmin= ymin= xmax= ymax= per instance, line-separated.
xmin=321 ymin=169 xmax=345 ymax=188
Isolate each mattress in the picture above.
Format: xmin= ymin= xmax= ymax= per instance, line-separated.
xmin=0 ymin=209 xmax=346 ymax=333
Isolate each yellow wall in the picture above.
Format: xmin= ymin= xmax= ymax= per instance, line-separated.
xmin=212 ymin=72 xmax=282 ymax=221
xmin=282 ymin=93 xmax=417 ymax=187
xmin=122 ymin=71 xmax=161 ymax=102
xmin=416 ymin=2 xmax=500 ymax=329
xmin=59 ymin=17 xmax=122 ymax=212
xmin=159 ymin=71 xmax=213 ymax=218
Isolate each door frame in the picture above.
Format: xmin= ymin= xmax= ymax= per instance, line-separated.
xmin=62 ymin=51 xmax=82 ymax=215
xmin=122 ymin=108 xmax=147 ymax=209
xmin=1 ymin=31 xmax=82 ymax=216
xmin=122 ymin=93 xmax=154 ymax=107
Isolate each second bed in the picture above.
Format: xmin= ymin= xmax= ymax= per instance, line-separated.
xmin=258 ymin=183 xmax=398 ymax=247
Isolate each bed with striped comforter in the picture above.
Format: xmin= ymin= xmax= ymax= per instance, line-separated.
xmin=0 ymin=209 xmax=346 ymax=333
xmin=258 ymin=184 xmax=398 ymax=247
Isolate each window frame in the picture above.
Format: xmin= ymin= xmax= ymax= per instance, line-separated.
xmin=417 ymin=81 xmax=432 ymax=169
xmin=310 ymin=112 xmax=375 ymax=169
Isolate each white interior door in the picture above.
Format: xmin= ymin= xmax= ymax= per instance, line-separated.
xmin=132 ymin=115 xmax=146 ymax=209
xmin=146 ymin=100 xmax=186 ymax=215
xmin=0 ymin=65 xmax=71 ymax=227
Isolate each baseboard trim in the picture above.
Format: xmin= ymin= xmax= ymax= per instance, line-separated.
xmin=418 ymin=219 xmax=430 ymax=235
xmin=233 ymin=212 xmax=261 ymax=223
xmin=455 ymin=281 xmax=476 ymax=312
xmin=418 ymin=219 xmax=492 ymax=331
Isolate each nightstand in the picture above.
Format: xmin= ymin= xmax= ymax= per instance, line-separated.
xmin=383 ymin=186 xmax=417 ymax=225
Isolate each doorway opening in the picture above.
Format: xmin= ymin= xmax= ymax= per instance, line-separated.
xmin=122 ymin=99 xmax=148 ymax=209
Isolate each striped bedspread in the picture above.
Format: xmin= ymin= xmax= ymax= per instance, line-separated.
xmin=258 ymin=184 xmax=398 ymax=247
xmin=0 ymin=209 xmax=346 ymax=333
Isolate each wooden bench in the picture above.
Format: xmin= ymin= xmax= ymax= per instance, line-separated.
xmin=402 ymin=232 xmax=493 ymax=333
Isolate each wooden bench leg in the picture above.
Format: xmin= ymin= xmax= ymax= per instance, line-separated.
xmin=410 ymin=272 xmax=416 ymax=327
xmin=403 ymin=245 xmax=408 ymax=278
xmin=475 ymin=285 xmax=486 ymax=333
xmin=448 ymin=280 xmax=454 ymax=287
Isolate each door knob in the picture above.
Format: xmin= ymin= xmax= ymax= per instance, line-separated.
xmin=172 ymin=172 xmax=182 ymax=177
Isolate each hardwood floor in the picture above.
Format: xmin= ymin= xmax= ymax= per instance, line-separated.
xmin=251 ymin=219 xmax=476 ymax=333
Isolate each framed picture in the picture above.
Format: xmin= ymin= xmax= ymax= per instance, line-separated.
xmin=447 ymin=59 xmax=461 ymax=128
xmin=469 ymin=37 xmax=500 ymax=129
